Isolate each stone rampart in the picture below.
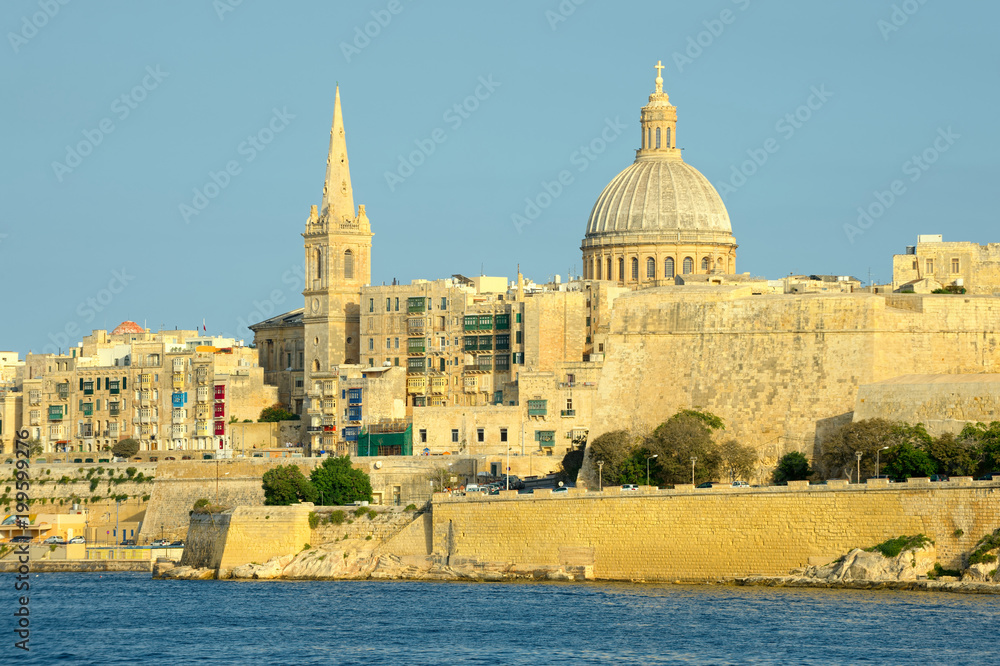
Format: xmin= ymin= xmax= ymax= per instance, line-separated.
xmin=585 ymin=289 xmax=1000 ymax=483
xmin=182 ymin=504 xmax=312 ymax=572
xmin=431 ymin=479 xmax=1000 ymax=581
xmin=854 ymin=374 xmax=1000 ymax=435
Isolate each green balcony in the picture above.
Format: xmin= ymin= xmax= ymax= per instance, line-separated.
xmin=477 ymin=336 xmax=492 ymax=351
xmin=464 ymin=337 xmax=478 ymax=352
xmin=495 ymin=314 xmax=510 ymax=330
xmin=527 ymin=400 xmax=547 ymax=416
xmin=407 ymin=297 xmax=426 ymax=313
xmin=48 ymin=406 xmax=64 ymax=421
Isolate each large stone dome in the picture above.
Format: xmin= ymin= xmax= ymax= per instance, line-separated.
xmin=585 ymin=157 xmax=733 ymax=241
xmin=581 ymin=63 xmax=737 ymax=284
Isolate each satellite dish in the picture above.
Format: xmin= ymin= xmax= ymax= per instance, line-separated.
xmin=374 ymin=460 xmax=383 ymax=469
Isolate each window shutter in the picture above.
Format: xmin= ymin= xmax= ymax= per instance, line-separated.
xmin=79 ymin=378 xmax=84 ymax=390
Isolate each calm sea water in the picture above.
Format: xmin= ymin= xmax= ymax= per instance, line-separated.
xmin=5 ymin=573 xmax=999 ymax=664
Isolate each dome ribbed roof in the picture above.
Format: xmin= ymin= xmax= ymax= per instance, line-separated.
xmin=111 ymin=321 xmax=144 ymax=335
xmin=585 ymin=158 xmax=732 ymax=241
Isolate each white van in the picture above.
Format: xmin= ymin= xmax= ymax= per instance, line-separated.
xmin=465 ymin=484 xmax=481 ymax=493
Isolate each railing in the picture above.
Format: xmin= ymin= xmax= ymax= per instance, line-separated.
xmin=561 ymin=409 xmax=576 ymax=417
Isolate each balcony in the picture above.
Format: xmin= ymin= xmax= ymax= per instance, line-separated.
xmin=478 ymin=336 xmax=493 ymax=351
xmin=172 ymin=373 xmax=184 ymax=390
xmin=561 ymin=409 xmax=576 ymax=417
xmin=79 ymin=426 xmax=94 ymax=438
xmin=407 ymin=345 xmax=426 ymax=355
xmin=406 ymin=377 xmax=427 ymax=394
xmin=48 ymin=406 xmax=64 ymax=421
xmin=407 ymin=297 xmax=426 ymax=313
xmin=527 ymin=400 xmax=547 ymax=417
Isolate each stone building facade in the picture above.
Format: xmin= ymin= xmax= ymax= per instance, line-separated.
xmin=18 ymin=324 xmax=275 ymax=455
xmin=892 ymin=235 xmax=1000 ymax=294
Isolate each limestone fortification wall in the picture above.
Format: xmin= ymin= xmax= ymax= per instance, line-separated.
xmin=586 ymin=289 xmax=1000 ymax=479
xmin=431 ymin=479 xmax=1000 ymax=580
xmin=182 ymin=504 xmax=312 ymax=571
xmin=141 ymin=459 xmax=321 ymax=542
xmin=854 ymin=374 xmax=1000 ymax=435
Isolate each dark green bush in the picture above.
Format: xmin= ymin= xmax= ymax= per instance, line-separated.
xmin=329 ymin=510 xmax=346 ymax=525
xmin=308 ymin=512 xmax=320 ymax=530
xmin=865 ymin=534 xmax=933 ymax=558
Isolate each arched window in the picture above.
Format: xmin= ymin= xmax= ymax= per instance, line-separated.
xmin=596 ymin=259 xmax=602 ymax=280
xmin=664 ymin=257 xmax=675 ymax=278
xmin=666 ymin=127 xmax=671 ymax=148
xmin=717 ymin=256 xmax=725 ymax=273
xmin=646 ymin=257 xmax=656 ymax=279
xmin=647 ymin=128 xmax=652 ymax=149
xmin=315 ymin=248 xmax=322 ymax=280
xmin=655 ymin=127 xmax=661 ymax=149
xmin=618 ymin=258 xmax=624 ymax=281
xmin=607 ymin=258 xmax=612 ymax=281
xmin=312 ymin=359 xmax=320 ymax=372
xmin=683 ymin=257 xmax=694 ymax=274
xmin=344 ymin=250 xmax=354 ymax=279
xmin=701 ymin=257 xmax=710 ymax=271
xmin=631 ymin=257 xmax=639 ymax=280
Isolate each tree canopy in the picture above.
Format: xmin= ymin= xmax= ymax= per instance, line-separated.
xmin=258 ymin=403 xmax=299 ymax=422
xmin=112 ymin=438 xmax=140 ymax=459
xmin=262 ymin=464 xmax=317 ymax=505
xmin=773 ymin=451 xmax=812 ymax=484
xmin=310 ymin=456 xmax=373 ymax=506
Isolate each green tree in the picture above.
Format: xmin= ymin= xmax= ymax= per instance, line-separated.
xmin=773 ymin=451 xmax=812 ymax=484
xmin=645 ymin=413 xmax=722 ymax=485
xmin=262 ymin=464 xmax=317 ymax=505
xmin=556 ymin=445 xmax=586 ymax=484
xmin=587 ymin=430 xmax=636 ymax=484
xmin=258 ymin=403 xmax=298 ymax=423
xmin=112 ymin=438 xmax=140 ymax=459
xmin=719 ymin=439 xmax=758 ymax=483
xmin=959 ymin=421 xmax=1000 ymax=474
xmin=26 ymin=438 xmax=44 ymax=457
xmin=821 ymin=418 xmax=911 ymax=479
xmin=309 ymin=456 xmax=373 ymax=506
xmin=926 ymin=432 xmax=979 ymax=476
xmin=882 ymin=442 xmax=937 ymax=481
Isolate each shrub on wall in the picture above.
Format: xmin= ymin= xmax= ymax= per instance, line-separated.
xmin=262 ymin=464 xmax=317 ymax=506
xmin=773 ymin=452 xmax=812 ymax=484
xmin=310 ymin=456 xmax=373 ymax=506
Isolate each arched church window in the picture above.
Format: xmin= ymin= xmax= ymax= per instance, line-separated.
xmin=717 ymin=256 xmax=725 ymax=273
xmin=655 ymin=128 xmax=661 ymax=149
xmin=665 ymin=257 xmax=675 ymax=278
xmin=607 ymin=258 xmax=613 ymax=281
xmin=646 ymin=257 xmax=656 ymax=279
xmin=701 ymin=257 xmax=710 ymax=271
xmin=596 ymin=259 xmax=602 ymax=280
xmin=344 ymin=250 xmax=354 ymax=279
xmin=683 ymin=257 xmax=694 ymax=274
xmin=618 ymin=258 xmax=625 ymax=281
xmin=666 ymin=127 xmax=671 ymax=148
xmin=315 ymin=249 xmax=322 ymax=280
xmin=647 ymin=128 xmax=652 ymax=149
xmin=631 ymin=258 xmax=639 ymax=280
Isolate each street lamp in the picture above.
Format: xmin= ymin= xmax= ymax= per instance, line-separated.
xmin=646 ymin=454 xmax=658 ymax=487
xmin=690 ymin=457 xmax=697 ymax=486
xmin=876 ymin=446 xmax=889 ymax=478
xmin=855 ymin=450 xmax=863 ymax=483
xmin=597 ymin=460 xmax=604 ymax=491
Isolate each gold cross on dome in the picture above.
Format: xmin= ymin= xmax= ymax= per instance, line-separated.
xmin=655 ymin=60 xmax=665 ymax=78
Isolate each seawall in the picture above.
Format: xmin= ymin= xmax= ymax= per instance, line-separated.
xmin=430 ymin=478 xmax=1000 ymax=580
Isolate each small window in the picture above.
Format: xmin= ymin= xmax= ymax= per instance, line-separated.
xmin=607 ymin=258 xmax=612 ymax=280
xmin=701 ymin=257 xmax=710 ymax=271
xmin=646 ymin=257 xmax=655 ymax=279
xmin=655 ymin=127 xmax=661 ymax=149
xmin=369 ymin=298 xmax=374 ymax=313
xmin=951 ymin=258 xmax=960 ymax=273
xmin=683 ymin=257 xmax=694 ymax=274
xmin=926 ymin=259 xmax=934 ymax=274
xmin=665 ymin=257 xmax=675 ymax=278
xmin=451 ymin=429 xmax=459 ymax=443
xmin=419 ymin=429 xmax=427 ymax=443
xmin=368 ymin=338 xmax=374 ymax=351
xmin=344 ymin=250 xmax=355 ymax=279
xmin=618 ymin=258 xmax=625 ymax=281
xmin=500 ymin=428 xmax=507 ymax=442
xmin=477 ymin=428 xmax=485 ymax=442
xmin=631 ymin=258 xmax=639 ymax=281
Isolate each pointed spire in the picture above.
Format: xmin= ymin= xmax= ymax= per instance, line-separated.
xmin=321 ymin=86 xmax=355 ymax=222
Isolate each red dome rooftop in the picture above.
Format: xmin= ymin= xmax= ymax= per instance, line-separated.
xmin=111 ymin=321 xmax=144 ymax=335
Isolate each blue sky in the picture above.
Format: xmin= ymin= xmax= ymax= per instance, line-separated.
xmin=1 ymin=0 xmax=997 ymax=355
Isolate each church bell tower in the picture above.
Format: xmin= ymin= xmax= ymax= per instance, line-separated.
xmin=302 ymin=86 xmax=373 ymax=389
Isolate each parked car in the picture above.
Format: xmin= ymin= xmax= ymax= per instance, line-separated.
xmin=621 ymin=484 xmax=639 ymax=491
xmin=552 ymin=487 xmax=569 ymax=493
xmin=120 ymin=539 xmax=137 ymax=546
xmin=43 ymin=536 xmax=65 ymax=544
xmin=151 ymin=539 xmax=170 ymax=547
xmin=168 ymin=540 xmax=185 ymax=548
xmin=695 ymin=482 xmax=715 ymax=489
xmin=977 ymin=473 xmax=1000 ymax=481
xmin=929 ymin=474 xmax=950 ymax=482
xmin=68 ymin=536 xmax=86 ymax=544
xmin=732 ymin=481 xmax=750 ymax=487
xmin=10 ymin=536 xmax=32 ymax=543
